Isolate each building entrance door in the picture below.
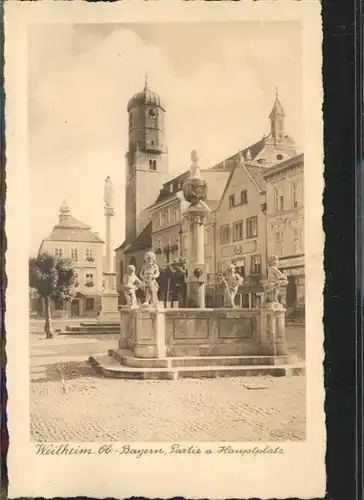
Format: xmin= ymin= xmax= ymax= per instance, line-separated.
xmin=71 ymin=299 xmax=80 ymax=317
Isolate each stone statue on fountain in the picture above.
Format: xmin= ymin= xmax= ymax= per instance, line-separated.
xmin=263 ymin=255 xmax=288 ymax=307
xmin=140 ymin=251 xmax=160 ymax=307
xmin=123 ymin=265 xmax=143 ymax=308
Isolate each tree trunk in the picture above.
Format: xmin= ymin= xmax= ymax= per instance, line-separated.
xmin=44 ymin=296 xmax=53 ymax=339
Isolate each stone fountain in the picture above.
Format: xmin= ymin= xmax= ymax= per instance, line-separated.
xmin=90 ymin=152 xmax=304 ymax=379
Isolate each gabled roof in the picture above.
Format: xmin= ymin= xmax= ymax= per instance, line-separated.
xmin=115 ymin=240 xmax=128 ymax=252
xmin=54 ymin=216 xmax=91 ymax=230
xmin=43 ymin=228 xmax=104 ymax=244
xmin=216 ymin=161 xmax=265 ymax=213
xmin=42 ymin=208 xmax=104 ymax=244
xmin=124 ymin=222 xmax=152 ymax=254
xmin=150 ymin=137 xmax=267 ymax=209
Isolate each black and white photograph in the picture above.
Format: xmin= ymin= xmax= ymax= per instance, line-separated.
xmin=5 ymin=2 xmax=325 ymax=498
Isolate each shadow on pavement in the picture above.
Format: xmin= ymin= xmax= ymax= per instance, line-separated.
xmin=32 ymin=360 xmax=102 ymax=383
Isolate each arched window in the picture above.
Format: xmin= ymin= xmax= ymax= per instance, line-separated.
xmin=153 ymin=160 xmax=157 ymax=171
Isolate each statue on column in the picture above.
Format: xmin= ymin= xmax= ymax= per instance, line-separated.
xmin=104 ymin=176 xmax=114 ymax=209
xmin=140 ymin=251 xmax=160 ymax=307
xmin=264 ymin=256 xmax=288 ymax=304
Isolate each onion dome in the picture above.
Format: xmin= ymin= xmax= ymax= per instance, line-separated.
xmin=127 ymin=75 xmax=165 ymax=112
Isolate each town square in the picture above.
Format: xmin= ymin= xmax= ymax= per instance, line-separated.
xmin=28 ymin=21 xmax=306 ymax=443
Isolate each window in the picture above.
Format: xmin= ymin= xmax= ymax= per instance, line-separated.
xmin=229 ymin=194 xmax=235 ymax=209
xmin=274 ymin=232 xmax=284 ymax=257
xmin=234 ymin=258 xmax=245 ymax=278
xmin=74 ymin=272 xmax=79 ymax=286
xmin=153 ymin=160 xmax=157 ymax=171
xmin=85 ymin=273 xmax=94 ymax=286
xmin=173 ymin=204 xmax=179 ymax=221
xmin=233 ymin=221 xmax=244 ymax=241
xmin=251 ymin=255 xmax=261 ymax=274
xmin=85 ymin=248 xmax=93 ymax=261
xmin=292 ymin=181 xmax=301 ymax=208
xmin=293 ymin=227 xmax=303 ymax=254
xmin=165 ymin=208 xmax=170 ymax=224
xmin=240 ymin=190 xmax=248 ymax=204
xmin=71 ymin=248 xmax=78 ymax=261
xmin=149 ymin=160 xmax=153 ymax=170
xmin=85 ymin=298 xmax=95 ymax=311
xmin=246 ymin=217 xmax=258 ymax=238
xmin=274 ymin=187 xmax=284 ymax=213
xmin=55 ymin=248 xmax=63 ymax=258
xmin=220 ymin=225 xmax=230 ymax=245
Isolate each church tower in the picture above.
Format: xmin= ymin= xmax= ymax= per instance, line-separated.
xmin=125 ymin=77 xmax=169 ymax=244
xmin=269 ymin=89 xmax=286 ymax=145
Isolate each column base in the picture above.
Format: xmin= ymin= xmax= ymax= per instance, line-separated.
xmin=187 ymin=281 xmax=206 ymax=308
xmin=99 ymin=292 xmax=120 ymax=323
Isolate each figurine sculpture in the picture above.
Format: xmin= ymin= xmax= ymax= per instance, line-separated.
xmin=264 ymin=256 xmax=288 ymax=304
xmin=123 ymin=265 xmax=142 ymax=308
xmin=221 ymin=264 xmax=244 ymax=307
xmin=140 ymin=251 xmax=160 ymax=307
xmin=104 ymin=176 xmax=114 ymax=209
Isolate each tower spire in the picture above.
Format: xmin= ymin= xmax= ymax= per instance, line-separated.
xmin=144 ymin=72 xmax=148 ymax=90
xmin=269 ymin=87 xmax=285 ymax=143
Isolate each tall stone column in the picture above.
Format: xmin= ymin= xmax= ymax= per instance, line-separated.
xmin=98 ymin=176 xmax=120 ymax=323
xmin=183 ymin=150 xmax=211 ymax=308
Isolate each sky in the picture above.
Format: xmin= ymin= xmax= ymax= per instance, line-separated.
xmin=28 ymin=21 xmax=302 ymax=256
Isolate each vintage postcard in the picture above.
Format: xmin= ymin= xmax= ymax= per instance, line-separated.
xmin=5 ymin=1 xmax=325 ymax=498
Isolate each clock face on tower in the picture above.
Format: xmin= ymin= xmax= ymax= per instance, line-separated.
xmin=147 ymin=108 xmax=158 ymax=119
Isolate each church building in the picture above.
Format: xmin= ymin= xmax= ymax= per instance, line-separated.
xmin=115 ymin=79 xmax=170 ymax=290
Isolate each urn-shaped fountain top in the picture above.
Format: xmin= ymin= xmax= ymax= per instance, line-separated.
xmin=183 ymin=150 xmax=208 ymax=205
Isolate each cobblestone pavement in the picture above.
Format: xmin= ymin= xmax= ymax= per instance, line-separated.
xmin=30 ymin=322 xmax=305 ymax=442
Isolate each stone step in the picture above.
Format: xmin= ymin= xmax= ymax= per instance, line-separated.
xmin=89 ymin=354 xmax=305 ymax=380
xmin=110 ymin=349 xmax=298 ymax=369
xmin=63 ymin=324 xmax=120 ymax=335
